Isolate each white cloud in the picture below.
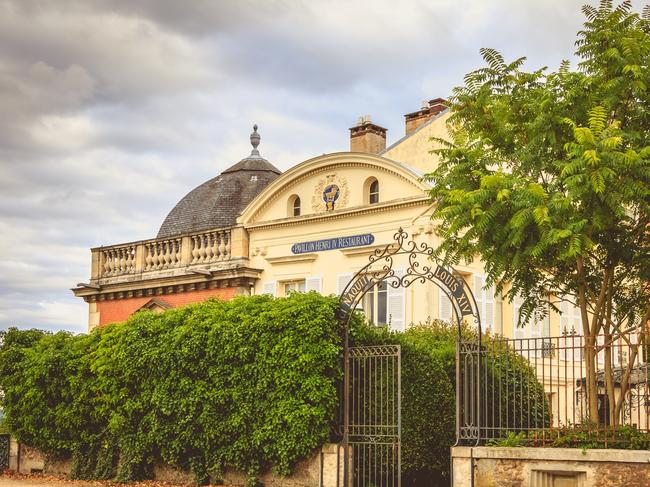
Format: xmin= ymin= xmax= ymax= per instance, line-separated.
xmin=1 ymin=0 xmax=641 ymax=332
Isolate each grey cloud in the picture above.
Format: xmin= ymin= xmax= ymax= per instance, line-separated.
xmin=1 ymin=0 xmax=638 ymax=333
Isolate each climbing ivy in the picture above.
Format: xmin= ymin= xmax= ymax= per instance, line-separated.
xmin=0 ymin=293 xmax=346 ymax=485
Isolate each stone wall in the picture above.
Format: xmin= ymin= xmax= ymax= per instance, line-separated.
xmin=16 ymin=443 xmax=45 ymax=474
xmin=11 ymin=442 xmax=344 ymax=487
xmin=452 ymin=446 xmax=650 ymax=487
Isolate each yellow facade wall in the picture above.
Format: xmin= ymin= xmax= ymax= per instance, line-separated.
xmin=382 ymin=111 xmax=452 ymax=174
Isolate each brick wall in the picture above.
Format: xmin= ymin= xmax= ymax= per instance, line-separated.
xmin=97 ymin=287 xmax=238 ymax=326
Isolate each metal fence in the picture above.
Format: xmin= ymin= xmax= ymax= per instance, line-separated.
xmin=457 ymin=331 xmax=650 ymax=445
xmin=0 ymin=434 xmax=9 ymax=471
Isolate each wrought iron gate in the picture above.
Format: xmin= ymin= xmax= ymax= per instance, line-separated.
xmin=344 ymin=345 xmax=401 ymax=487
xmin=0 ymin=434 xmax=10 ymax=471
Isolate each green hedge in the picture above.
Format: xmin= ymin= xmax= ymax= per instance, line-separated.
xmin=354 ymin=321 xmax=548 ymax=485
xmin=0 ymin=293 xmax=346 ymax=484
xmin=0 ymin=294 xmax=548 ymax=485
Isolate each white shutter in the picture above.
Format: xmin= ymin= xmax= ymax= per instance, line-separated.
xmin=474 ymin=274 xmax=495 ymax=333
xmin=513 ymin=295 xmax=527 ymax=340
xmin=261 ymin=281 xmax=276 ymax=296
xmin=439 ymin=287 xmax=453 ymax=322
xmin=484 ymin=284 xmax=495 ymax=334
xmin=560 ymin=301 xmax=571 ymax=333
xmin=512 ymin=295 xmax=526 ymax=354
xmin=305 ymin=276 xmax=322 ymax=293
xmin=337 ymin=273 xmax=353 ymax=296
xmin=388 ymin=269 xmax=405 ymax=332
xmin=560 ymin=300 xmax=583 ymax=362
xmin=494 ymin=292 xmax=503 ymax=335
xmin=473 ymin=275 xmax=484 ymax=328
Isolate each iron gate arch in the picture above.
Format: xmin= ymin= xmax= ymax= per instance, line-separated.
xmin=336 ymin=228 xmax=482 ymax=487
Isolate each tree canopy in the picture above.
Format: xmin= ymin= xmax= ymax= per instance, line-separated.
xmin=426 ymin=1 xmax=649 ymax=423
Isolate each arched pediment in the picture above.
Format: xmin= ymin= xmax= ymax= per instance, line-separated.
xmin=238 ymin=152 xmax=430 ymax=225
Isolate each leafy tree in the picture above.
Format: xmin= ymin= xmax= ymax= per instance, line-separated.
xmin=426 ymin=0 xmax=650 ymax=425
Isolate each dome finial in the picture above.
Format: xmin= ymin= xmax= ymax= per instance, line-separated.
xmin=250 ymin=124 xmax=261 ymax=157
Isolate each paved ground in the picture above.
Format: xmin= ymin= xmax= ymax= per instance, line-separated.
xmin=0 ymin=474 xmax=230 ymax=487
xmin=0 ymin=479 xmax=94 ymax=487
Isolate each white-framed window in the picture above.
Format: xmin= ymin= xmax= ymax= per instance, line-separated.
xmin=360 ymin=269 xmax=405 ymax=331
xmin=369 ymin=179 xmax=379 ymax=204
xmin=282 ymin=276 xmax=322 ymax=296
xmin=284 ymin=280 xmax=306 ymax=295
xmin=287 ymin=194 xmax=301 ymax=217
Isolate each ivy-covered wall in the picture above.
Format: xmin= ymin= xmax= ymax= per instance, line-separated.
xmin=0 ymin=293 xmax=345 ymax=485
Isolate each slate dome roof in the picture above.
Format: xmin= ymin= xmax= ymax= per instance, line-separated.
xmin=157 ymin=125 xmax=281 ymax=238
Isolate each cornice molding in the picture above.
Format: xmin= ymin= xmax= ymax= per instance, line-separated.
xmin=238 ymin=152 xmax=429 ymax=225
xmin=266 ymin=253 xmax=318 ymax=265
xmin=245 ymin=196 xmax=429 ymax=231
xmin=72 ymin=266 xmax=263 ymax=303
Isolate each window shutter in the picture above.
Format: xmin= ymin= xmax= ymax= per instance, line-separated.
xmin=439 ymin=288 xmax=453 ymax=322
xmin=560 ymin=300 xmax=583 ymax=361
xmin=387 ymin=269 xmax=405 ymax=332
xmin=474 ymin=274 xmax=495 ymax=333
xmin=306 ymin=276 xmax=322 ymax=293
xmin=337 ymin=273 xmax=353 ymax=296
xmin=513 ymin=295 xmax=526 ymax=340
xmin=261 ymin=281 xmax=276 ymax=296
xmin=484 ymin=284 xmax=495 ymax=333
xmin=473 ymin=275 xmax=484 ymax=328
xmin=494 ymin=292 xmax=503 ymax=335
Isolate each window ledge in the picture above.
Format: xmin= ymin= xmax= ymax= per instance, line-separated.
xmin=266 ymin=254 xmax=318 ymax=265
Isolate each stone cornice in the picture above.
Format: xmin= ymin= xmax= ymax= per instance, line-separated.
xmin=249 ymin=161 xmax=425 ymax=223
xmin=245 ymin=195 xmax=429 ymax=231
xmin=238 ymin=152 xmax=429 ymax=225
xmin=265 ymin=253 xmax=318 ymax=265
xmin=72 ymin=266 xmax=262 ymax=303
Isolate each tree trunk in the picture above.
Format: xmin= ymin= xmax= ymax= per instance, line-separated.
xmin=584 ymin=340 xmax=600 ymax=424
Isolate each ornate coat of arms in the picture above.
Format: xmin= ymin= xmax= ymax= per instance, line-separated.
xmin=311 ymin=175 xmax=349 ymax=213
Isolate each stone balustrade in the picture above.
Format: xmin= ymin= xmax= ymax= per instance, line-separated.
xmin=92 ymin=227 xmax=244 ymax=280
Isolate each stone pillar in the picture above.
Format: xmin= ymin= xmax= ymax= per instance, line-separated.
xmin=90 ymin=249 xmax=102 ymax=279
xmin=229 ymin=226 xmax=249 ymax=259
xmin=181 ymin=236 xmax=193 ymax=264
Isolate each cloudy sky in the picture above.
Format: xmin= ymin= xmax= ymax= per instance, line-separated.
xmin=0 ymin=0 xmax=628 ymax=333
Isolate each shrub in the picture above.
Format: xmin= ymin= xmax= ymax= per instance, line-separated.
xmin=0 ymin=293 xmax=347 ymax=485
xmin=353 ymin=320 xmax=548 ymax=485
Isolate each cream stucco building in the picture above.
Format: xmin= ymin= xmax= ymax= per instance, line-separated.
xmin=74 ymin=98 xmax=599 ymax=426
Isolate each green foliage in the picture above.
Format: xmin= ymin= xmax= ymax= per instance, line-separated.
xmin=0 ymin=293 xmax=345 ymax=485
xmin=426 ymin=1 xmax=649 ymax=332
xmin=488 ymin=425 xmax=650 ymax=450
xmin=353 ymin=320 xmax=548 ymax=485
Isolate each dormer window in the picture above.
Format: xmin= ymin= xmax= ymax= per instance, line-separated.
xmin=288 ymin=195 xmax=301 ymax=217
xmin=250 ymin=175 xmax=258 ymax=182
xmin=365 ymin=178 xmax=379 ymax=204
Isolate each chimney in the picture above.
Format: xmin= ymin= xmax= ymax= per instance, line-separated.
xmin=404 ymin=98 xmax=447 ymax=136
xmin=349 ymin=115 xmax=387 ymax=154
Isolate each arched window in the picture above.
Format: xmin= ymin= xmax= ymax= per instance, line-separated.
xmin=288 ymin=195 xmax=301 ymax=216
xmin=369 ymin=179 xmax=379 ymax=204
